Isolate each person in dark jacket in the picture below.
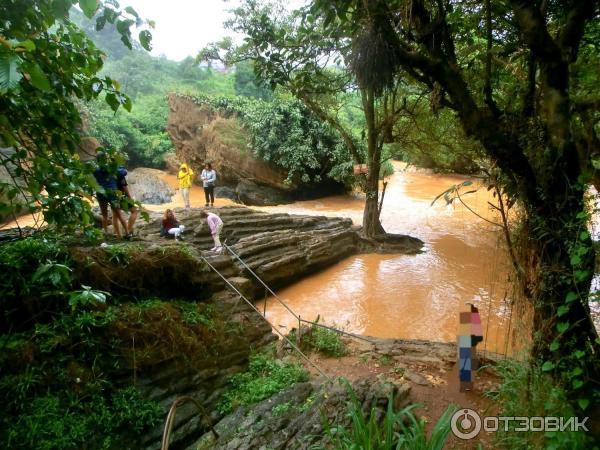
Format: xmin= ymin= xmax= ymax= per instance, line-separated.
xmin=93 ymin=164 xmax=125 ymax=238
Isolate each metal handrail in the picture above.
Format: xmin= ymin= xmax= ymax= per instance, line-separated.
xmin=160 ymin=396 xmax=218 ymax=450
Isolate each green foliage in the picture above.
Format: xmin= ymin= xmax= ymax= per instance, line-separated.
xmin=272 ymin=401 xmax=293 ymax=416
xmin=320 ymin=381 xmax=456 ymax=450
xmin=234 ymin=60 xmax=272 ymax=100
xmin=175 ymin=94 xmax=354 ymax=186
xmin=175 ymin=301 xmax=215 ymax=330
xmin=0 ymin=304 xmax=164 ymax=449
xmin=4 ymin=387 xmax=161 ymax=450
xmin=68 ymin=285 xmax=110 ymax=310
xmin=290 ymin=322 xmax=348 ymax=357
xmin=85 ymin=94 xmax=174 ymax=168
xmin=218 ymin=353 xmax=308 ymax=414
xmin=486 ymin=359 xmax=594 ymax=449
xmin=0 ymin=237 xmax=73 ymax=327
xmin=384 ymin=107 xmax=484 ymax=174
xmin=0 ymin=0 xmax=151 ymax=229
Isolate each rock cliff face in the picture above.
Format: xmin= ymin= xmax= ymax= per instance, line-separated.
xmin=166 ymin=94 xmax=345 ymax=206
xmin=167 ymin=95 xmax=292 ymax=200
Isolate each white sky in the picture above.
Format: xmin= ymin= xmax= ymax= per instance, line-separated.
xmin=122 ymin=0 xmax=242 ymax=61
xmin=121 ymin=0 xmax=306 ymax=61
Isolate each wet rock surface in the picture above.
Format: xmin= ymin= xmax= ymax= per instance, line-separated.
xmin=132 ymin=206 xmax=423 ymax=294
xmin=127 ymin=167 xmax=175 ymax=204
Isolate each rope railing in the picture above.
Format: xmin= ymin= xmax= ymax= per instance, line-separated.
xmin=199 ymin=255 xmax=332 ymax=381
xmin=223 ymin=243 xmax=375 ymax=344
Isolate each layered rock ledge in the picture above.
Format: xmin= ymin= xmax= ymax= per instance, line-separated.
xmin=132 ymin=205 xmax=424 ymax=294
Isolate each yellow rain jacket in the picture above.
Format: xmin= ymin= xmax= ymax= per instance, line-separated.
xmin=178 ymin=163 xmax=194 ymax=189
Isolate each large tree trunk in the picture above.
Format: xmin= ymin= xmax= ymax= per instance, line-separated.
xmin=361 ymin=87 xmax=385 ymax=238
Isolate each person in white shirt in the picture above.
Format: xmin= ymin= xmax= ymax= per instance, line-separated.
xmin=200 ymin=162 xmax=217 ymax=207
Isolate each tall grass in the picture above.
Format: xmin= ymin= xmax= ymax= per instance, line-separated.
xmin=318 ymin=381 xmax=456 ymax=450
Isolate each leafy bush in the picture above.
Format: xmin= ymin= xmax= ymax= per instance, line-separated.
xmin=0 ymin=295 xmax=226 ymax=449
xmin=486 ymin=360 xmax=594 ymax=450
xmin=0 ymin=237 xmax=74 ymax=332
xmin=218 ymin=353 xmax=308 ymax=414
xmin=0 ymin=237 xmax=72 ymax=299
xmin=4 ymin=387 xmax=161 ymax=450
xmin=86 ymin=94 xmax=175 ymax=168
xmin=290 ymin=322 xmax=348 ymax=357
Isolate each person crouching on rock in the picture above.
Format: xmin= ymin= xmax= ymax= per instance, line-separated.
xmin=160 ymin=209 xmax=185 ymax=241
xmin=200 ymin=210 xmax=223 ymax=252
xmin=177 ymin=163 xmax=194 ymax=209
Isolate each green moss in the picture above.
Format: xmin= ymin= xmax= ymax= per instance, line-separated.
xmin=211 ymin=118 xmax=249 ymax=152
xmin=218 ymin=353 xmax=308 ymax=414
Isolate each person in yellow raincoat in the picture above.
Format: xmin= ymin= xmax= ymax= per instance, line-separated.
xmin=177 ymin=163 xmax=194 ymax=209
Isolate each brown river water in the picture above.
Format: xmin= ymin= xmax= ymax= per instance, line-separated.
xmin=4 ymin=164 xmax=597 ymax=354
xmin=255 ymin=163 xmax=520 ymax=354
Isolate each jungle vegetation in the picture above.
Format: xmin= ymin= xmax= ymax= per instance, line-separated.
xmin=1 ymin=0 xmax=599 ymax=447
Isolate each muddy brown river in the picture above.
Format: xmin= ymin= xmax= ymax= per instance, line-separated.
xmin=257 ymin=164 xmax=521 ymax=354
xmin=4 ymin=163 xmax=597 ymax=353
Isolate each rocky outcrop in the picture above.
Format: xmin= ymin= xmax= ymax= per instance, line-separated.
xmin=166 ymin=94 xmax=346 ymax=206
xmin=136 ymin=290 xmax=277 ymax=450
xmin=167 ymin=95 xmax=291 ymax=192
xmin=67 ymin=206 xmax=423 ymax=449
xmin=127 ymin=167 xmax=174 ymax=204
xmin=134 ymin=206 xmax=423 ymax=293
xmin=191 ymin=376 xmax=411 ymax=450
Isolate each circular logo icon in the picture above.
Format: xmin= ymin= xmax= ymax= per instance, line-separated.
xmin=451 ymin=408 xmax=482 ymax=440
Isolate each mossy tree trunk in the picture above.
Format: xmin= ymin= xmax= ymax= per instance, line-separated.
xmin=361 ymin=86 xmax=385 ymax=238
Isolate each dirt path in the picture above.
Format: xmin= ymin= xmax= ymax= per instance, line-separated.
xmin=297 ymin=337 xmax=501 ymax=449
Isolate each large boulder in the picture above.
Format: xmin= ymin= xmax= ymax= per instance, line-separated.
xmin=167 ymin=95 xmax=291 ymax=192
xmin=127 ymin=167 xmax=174 ymax=204
xmin=166 ymin=94 xmax=346 ymax=205
xmin=235 ymin=179 xmax=293 ymax=206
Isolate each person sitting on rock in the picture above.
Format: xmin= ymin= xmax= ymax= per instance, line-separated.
xmin=177 ymin=163 xmax=194 ymax=209
xmin=200 ymin=162 xmax=216 ymax=207
xmin=160 ymin=209 xmax=185 ymax=241
xmin=200 ymin=210 xmax=223 ymax=252
xmin=116 ymin=166 xmax=138 ymax=239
